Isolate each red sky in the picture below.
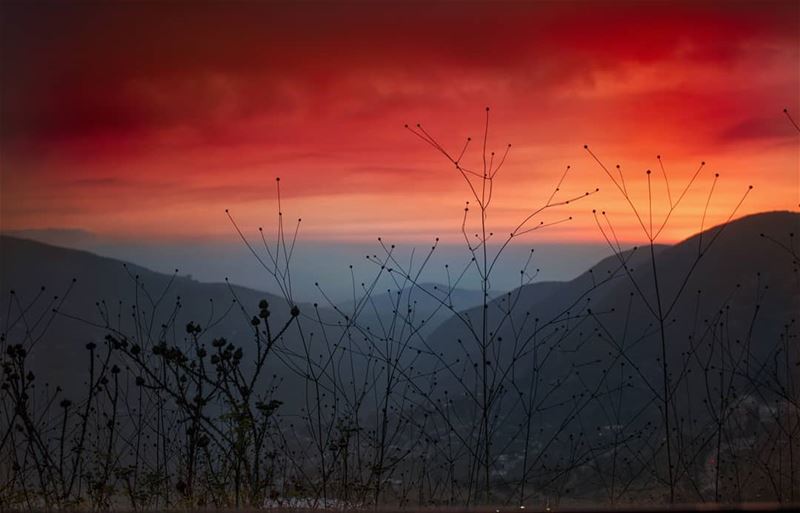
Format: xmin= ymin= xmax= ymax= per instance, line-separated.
xmin=2 ymin=1 xmax=798 ymax=245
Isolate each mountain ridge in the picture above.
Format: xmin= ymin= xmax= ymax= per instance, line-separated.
xmin=2 ymin=211 xmax=797 ymax=418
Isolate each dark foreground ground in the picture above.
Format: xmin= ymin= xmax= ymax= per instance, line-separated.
xmin=8 ymin=506 xmax=794 ymax=513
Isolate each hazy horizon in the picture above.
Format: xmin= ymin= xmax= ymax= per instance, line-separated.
xmin=2 ymin=227 xmax=620 ymax=302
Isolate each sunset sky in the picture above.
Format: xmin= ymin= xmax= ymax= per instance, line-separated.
xmin=2 ymin=1 xmax=799 ymax=248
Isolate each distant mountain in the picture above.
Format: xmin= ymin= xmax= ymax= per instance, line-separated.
xmin=0 ymin=235 xmax=318 ymax=405
xmin=0 ymin=235 xmax=478 ymax=412
xmin=338 ymin=282 xmax=488 ymax=338
xmin=3 ymin=211 xmax=798 ymax=436
xmin=422 ymin=211 xmax=799 ymax=433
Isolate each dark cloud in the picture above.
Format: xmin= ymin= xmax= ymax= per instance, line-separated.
xmin=2 ymin=1 xmax=796 ymax=144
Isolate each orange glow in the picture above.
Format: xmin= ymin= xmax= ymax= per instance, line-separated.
xmin=1 ymin=1 xmax=798 ymax=245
